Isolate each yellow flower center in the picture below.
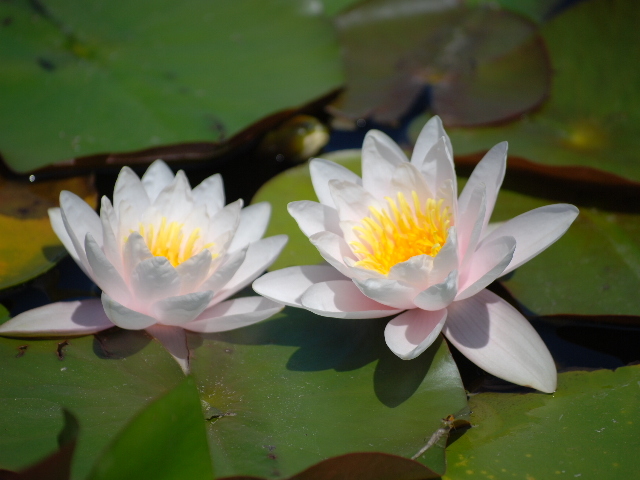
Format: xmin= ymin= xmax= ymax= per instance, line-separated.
xmin=137 ymin=217 xmax=215 ymax=267
xmin=350 ymin=191 xmax=451 ymax=275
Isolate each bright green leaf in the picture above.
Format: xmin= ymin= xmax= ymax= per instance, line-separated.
xmin=87 ymin=377 xmax=214 ymax=480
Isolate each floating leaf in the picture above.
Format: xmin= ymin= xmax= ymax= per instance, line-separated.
xmin=444 ymin=365 xmax=640 ymax=479
xmin=332 ymin=0 xmax=550 ymax=126
xmin=87 ymin=377 xmax=214 ymax=480
xmin=190 ymin=310 xmax=467 ymax=478
xmin=444 ymin=0 xmax=640 ymax=181
xmin=0 ymin=174 xmax=96 ymax=290
xmin=0 ymin=0 xmax=342 ymax=172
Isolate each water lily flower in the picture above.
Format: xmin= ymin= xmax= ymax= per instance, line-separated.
xmin=253 ymin=116 xmax=578 ymax=393
xmin=0 ymin=160 xmax=287 ymax=373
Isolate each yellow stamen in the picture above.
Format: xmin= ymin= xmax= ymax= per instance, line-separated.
xmin=135 ymin=217 xmax=216 ymax=267
xmin=350 ymin=191 xmax=451 ymax=275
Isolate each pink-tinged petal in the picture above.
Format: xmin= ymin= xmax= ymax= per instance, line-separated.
xmin=288 ymin=200 xmax=341 ymax=238
xmin=411 ymin=116 xmax=453 ymax=169
xmin=309 ymin=231 xmax=356 ymax=278
xmin=49 ymin=207 xmax=83 ymax=271
xmin=252 ymin=265 xmax=347 ymax=307
xmin=444 ymin=289 xmax=557 ymax=393
xmin=199 ymin=248 xmax=246 ymax=294
xmin=206 ymin=199 xmax=243 ymax=241
xmin=362 ymin=130 xmax=408 ymax=197
xmin=413 ymin=270 xmax=458 ymax=311
xmin=384 ymin=308 xmax=448 ymax=360
xmin=130 ymin=257 xmax=181 ymax=307
xmin=113 ymin=166 xmax=150 ymax=214
xmin=59 ymin=190 xmax=102 ymax=275
xmin=176 ymin=250 xmax=212 ymax=293
xmin=184 ymin=297 xmax=283 ymax=333
xmin=390 ymin=162 xmax=433 ymax=201
xmin=481 ymin=204 xmax=579 ymax=276
xmin=456 ymin=182 xmax=486 ymax=271
xmin=0 ymin=299 xmax=113 ymax=337
xmin=141 ymin=160 xmax=175 ymax=203
xmin=329 ymin=180 xmax=381 ymax=223
xmin=101 ymin=293 xmax=157 ymax=330
xmin=309 ymin=158 xmax=362 ymax=208
xmin=213 ymin=235 xmax=288 ymax=303
xmin=145 ymin=324 xmax=190 ymax=374
xmin=100 ymin=197 xmax=124 ymax=275
xmin=458 ymin=142 xmax=507 ymax=231
xmin=122 ymin=232 xmax=153 ymax=278
xmin=353 ymin=277 xmax=417 ymax=310
xmin=457 ymin=236 xmax=515 ymax=301
xmin=152 ymin=170 xmax=194 ymax=222
xmin=430 ymin=227 xmax=459 ymax=285
xmin=228 ymin=202 xmax=271 ymax=252
xmin=419 ymin=136 xmax=457 ymax=200
xmin=301 ymin=280 xmax=402 ymax=319
xmin=85 ymin=234 xmax=131 ymax=305
xmin=152 ymin=291 xmax=214 ymax=326
xmin=192 ymin=173 xmax=225 ymax=217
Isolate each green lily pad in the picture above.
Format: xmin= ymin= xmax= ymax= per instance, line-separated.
xmin=332 ymin=0 xmax=550 ymax=126
xmin=0 ymin=0 xmax=342 ymax=172
xmin=88 ymin=377 xmax=214 ymax=480
xmin=443 ymin=365 xmax=640 ymax=479
xmin=0 ymin=175 xmax=97 ymax=290
xmin=255 ymin=150 xmax=640 ymax=316
xmin=190 ymin=310 xmax=467 ymax=478
xmin=0 ymin=329 xmax=185 ymax=479
xmin=442 ymin=0 xmax=640 ymax=181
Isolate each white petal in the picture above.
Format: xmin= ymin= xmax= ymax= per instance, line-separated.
xmin=252 ymin=265 xmax=347 ymax=307
xmin=184 ymin=297 xmax=283 ymax=333
xmin=192 ymin=173 xmax=225 ymax=217
xmin=113 ymin=166 xmax=150 ymax=214
xmin=353 ymin=277 xmax=417 ymax=310
xmin=0 ymin=299 xmax=113 ymax=337
xmin=59 ymin=191 xmax=102 ymax=277
xmin=430 ymin=227 xmax=459 ymax=285
xmin=130 ymin=257 xmax=181 ymax=308
xmin=413 ymin=270 xmax=458 ymax=311
xmin=456 ymin=236 xmax=515 ymax=301
xmin=176 ymin=250 xmax=212 ymax=293
xmin=309 ymin=157 xmax=362 ymax=208
xmin=152 ymin=291 xmax=214 ymax=326
xmin=152 ymin=170 xmax=194 ymax=222
xmin=384 ymin=308 xmax=448 ymax=360
xmin=100 ymin=197 xmax=124 ymax=275
xmin=458 ymin=142 xmax=507 ymax=232
xmin=228 ymin=202 xmax=271 ymax=252
xmin=288 ymin=200 xmax=341 ymax=238
xmin=362 ymin=130 xmax=408 ymax=197
xmin=456 ymin=183 xmax=487 ymax=272
xmin=85 ymin=234 xmax=131 ymax=305
xmin=411 ymin=116 xmax=453 ymax=169
xmin=141 ymin=160 xmax=176 ymax=203
xmin=101 ymin=293 xmax=157 ymax=330
xmin=387 ymin=255 xmax=433 ymax=287
xmin=49 ymin=207 xmax=83 ymax=271
xmin=390 ymin=162 xmax=433 ymax=201
xmin=198 ymin=248 xmax=247 ymax=294
xmin=481 ymin=204 xmax=579 ymax=276
xmin=122 ymin=232 xmax=153 ymax=278
xmin=444 ymin=289 xmax=557 ymax=393
xmin=417 ymin=136 xmax=456 ymax=200
xmin=330 ymin=180 xmax=381 ymax=223
xmin=309 ymin=231 xmax=356 ymax=277
xmin=207 ymin=199 xmax=243 ymax=241
xmin=145 ymin=324 xmax=190 ymax=374
xmin=301 ymin=280 xmax=402 ymax=318
xmin=212 ymin=235 xmax=288 ymax=303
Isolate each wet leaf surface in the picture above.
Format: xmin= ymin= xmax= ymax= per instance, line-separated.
xmin=443 ymin=365 xmax=640 ymax=479
xmin=0 ymin=175 xmax=96 ymax=290
xmin=332 ymin=0 xmax=550 ymax=126
xmin=0 ymin=0 xmax=342 ymax=172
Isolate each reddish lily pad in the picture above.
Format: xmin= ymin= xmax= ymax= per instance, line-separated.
xmin=0 ymin=175 xmax=97 ymax=290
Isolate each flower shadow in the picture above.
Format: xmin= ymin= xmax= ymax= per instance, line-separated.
xmin=92 ymin=328 xmax=151 ymax=360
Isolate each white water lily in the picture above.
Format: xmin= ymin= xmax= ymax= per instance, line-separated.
xmin=0 ymin=160 xmax=287 ymax=373
xmin=253 ymin=116 xmax=578 ymax=393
